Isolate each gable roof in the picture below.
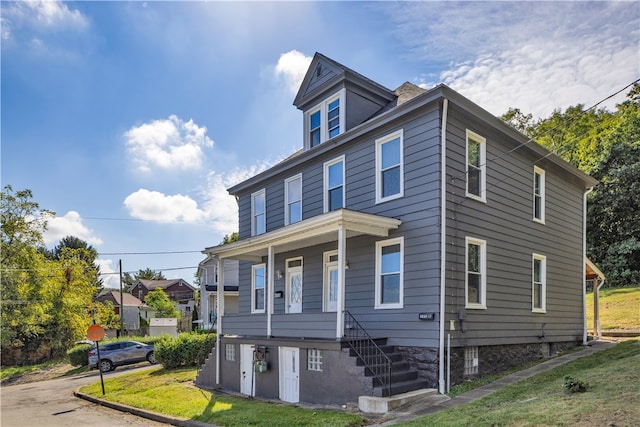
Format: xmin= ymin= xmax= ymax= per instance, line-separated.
xmin=96 ymin=290 xmax=143 ymax=307
xmin=136 ymin=279 xmax=195 ymax=291
xmin=293 ymin=52 xmax=395 ymax=111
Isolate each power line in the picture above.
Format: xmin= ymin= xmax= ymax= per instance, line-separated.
xmin=98 ymin=250 xmax=202 ymax=256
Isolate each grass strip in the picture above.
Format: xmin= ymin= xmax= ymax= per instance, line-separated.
xmin=399 ymin=340 xmax=640 ymax=427
xmin=79 ymin=367 xmax=367 ymax=427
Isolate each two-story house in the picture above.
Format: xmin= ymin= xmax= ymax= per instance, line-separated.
xmin=197 ymin=256 xmax=240 ymax=329
xmin=130 ymin=278 xmax=196 ymax=318
xmin=196 ymin=53 xmax=597 ymax=408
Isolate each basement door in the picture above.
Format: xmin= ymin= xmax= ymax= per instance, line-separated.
xmin=279 ymin=347 xmax=299 ymax=403
xmin=240 ymin=344 xmax=255 ymax=397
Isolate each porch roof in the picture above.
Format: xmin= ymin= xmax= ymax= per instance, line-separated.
xmin=203 ymin=209 xmax=401 ymax=261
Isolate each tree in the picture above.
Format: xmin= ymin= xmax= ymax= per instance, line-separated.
xmin=501 ymin=84 xmax=640 ymax=287
xmin=42 ymin=236 xmax=104 ymax=295
xmin=145 ymin=288 xmax=180 ymax=319
xmin=221 ymin=232 xmax=239 ymax=245
xmin=122 ymin=268 xmax=166 ymax=292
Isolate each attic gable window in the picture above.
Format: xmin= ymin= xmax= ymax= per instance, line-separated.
xmin=305 ymin=89 xmax=346 ymax=150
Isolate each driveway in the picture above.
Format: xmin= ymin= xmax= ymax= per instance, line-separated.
xmin=0 ymin=365 xmax=168 ymax=427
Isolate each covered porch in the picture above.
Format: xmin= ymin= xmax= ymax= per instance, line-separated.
xmin=203 ymin=209 xmax=401 ymax=340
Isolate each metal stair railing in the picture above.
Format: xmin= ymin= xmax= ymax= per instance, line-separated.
xmin=343 ymin=310 xmax=392 ymax=397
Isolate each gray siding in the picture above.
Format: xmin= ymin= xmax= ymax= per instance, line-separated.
xmin=232 ymin=105 xmax=443 ymax=347
xmin=443 ymin=104 xmax=585 ymax=347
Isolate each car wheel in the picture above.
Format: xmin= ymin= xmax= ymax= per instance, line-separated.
xmin=147 ymin=351 xmax=156 ymax=364
xmin=99 ymin=359 xmax=113 ymax=373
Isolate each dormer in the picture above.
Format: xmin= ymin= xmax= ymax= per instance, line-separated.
xmin=294 ymin=53 xmax=396 ymax=151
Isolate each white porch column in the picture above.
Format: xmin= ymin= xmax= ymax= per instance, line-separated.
xmin=267 ymin=245 xmax=274 ymax=337
xmin=215 ymin=257 xmax=224 ymax=385
xmin=336 ymin=224 xmax=346 ymax=338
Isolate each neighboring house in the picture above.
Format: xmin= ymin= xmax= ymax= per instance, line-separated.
xmin=196 ymin=53 xmax=597 ymax=407
xmin=130 ymin=279 xmax=196 ymax=318
xmin=197 ymin=256 xmax=240 ymax=330
xmin=95 ymin=290 xmax=143 ymax=330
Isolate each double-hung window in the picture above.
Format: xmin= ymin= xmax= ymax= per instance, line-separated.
xmin=324 ymin=156 xmax=345 ymax=212
xmin=305 ymin=90 xmax=346 ymax=149
xmin=376 ymin=130 xmax=404 ymax=203
xmin=309 ymin=110 xmax=321 ymax=148
xmin=375 ymin=237 xmax=404 ymax=309
xmin=251 ymin=189 xmax=266 ymax=236
xmin=327 ymin=98 xmax=340 ymax=138
xmin=251 ymin=264 xmax=266 ymax=314
xmin=532 ymin=254 xmax=546 ymax=313
xmin=465 ymin=237 xmax=487 ymax=309
xmin=285 ymin=174 xmax=302 ymax=225
xmin=466 ymin=130 xmax=486 ymax=201
xmin=533 ymin=166 xmax=545 ymax=223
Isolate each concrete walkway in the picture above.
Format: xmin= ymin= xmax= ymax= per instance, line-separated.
xmin=376 ymin=340 xmax=616 ymax=426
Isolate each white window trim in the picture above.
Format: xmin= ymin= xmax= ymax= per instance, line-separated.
xmin=375 ymin=129 xmax=404 ymax=204
xmin=465 ymin=129 xmax=487 ymax=202
xmin=532 ymin=253 xmax=547 ymax=313
xmin=465 ymin=237 xmax=487 ymax=310
xmin=323 ymin=155 xmax=346 ymax=213
xmin=375 ymin=237 xmax=404 ymax=310
xmin=304 ymin=89 xmax=346 ymax=150
xmin=533 ymin=166 xmax=545 ymax=224
xmin=284 ymin=174 xmax=302 ymax=226
xmin=251 ymin=189 xmax=266 ymax=236
xmin=251 ymin=263 xmax=266 ymax=314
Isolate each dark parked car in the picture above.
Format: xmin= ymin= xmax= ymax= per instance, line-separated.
xmin=88 ymin=340 xmax=155 ymax=372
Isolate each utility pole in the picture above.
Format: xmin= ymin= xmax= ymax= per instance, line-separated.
xmin=119 ymin=259 xmax=124 ymax=336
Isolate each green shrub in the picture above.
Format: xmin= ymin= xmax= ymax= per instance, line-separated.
xmin=155 ymin=332 xmax=216 ymax=369
xmin=564 ymin=375 xmax=589 ymax=394
xmin=67 ymin=344 xmax=93 ymax=366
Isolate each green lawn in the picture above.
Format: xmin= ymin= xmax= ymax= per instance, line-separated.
xmin=398 ymin=340 xmax=640 ymax=427
xmin=585 ymin=287 xmax=640 ymax=330
xmin=78 ymin=367 xmax=367 ymax=427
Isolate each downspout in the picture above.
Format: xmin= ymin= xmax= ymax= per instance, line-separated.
xmin=268 ymin=246 xmax=274 ymax=337
xmin=439 ymin=98 xmax=449 ymax=394
xmin=582 ymin=187 xmax=593 ymax=345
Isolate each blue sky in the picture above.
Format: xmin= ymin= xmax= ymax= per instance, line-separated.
xmin=2 ymin=1 xmax=638 ymax=288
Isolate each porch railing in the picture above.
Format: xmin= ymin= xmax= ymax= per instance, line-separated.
xmin=343 ymin=310 xmax=391 ymax=397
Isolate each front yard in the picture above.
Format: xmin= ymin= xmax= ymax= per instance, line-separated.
xmin=78 ymin=340 xmax=640 ymax=427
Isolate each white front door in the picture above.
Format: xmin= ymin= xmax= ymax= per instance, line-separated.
xmin=240 ymin=344 xmax=254 ymax=396
xmin=279 ymin=347 xmax=299 ymax=403
xmin=286 ymin=258 xmax=303 ymax=314
xmin=324 ymin=251 xmax=339 ymax=312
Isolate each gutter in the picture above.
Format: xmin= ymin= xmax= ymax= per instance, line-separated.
xmin=582 ymin=187 xmax=594 ymax=345
xmin=439 ymin=98 xmax=449 ymax=394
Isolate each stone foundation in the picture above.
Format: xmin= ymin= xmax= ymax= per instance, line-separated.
xmin=395 ymin=346 xmax=439 ymax=388
xmin=394 ymin=341 xmax=580 ymax=388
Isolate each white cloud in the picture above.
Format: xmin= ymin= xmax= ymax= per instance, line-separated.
xmin=124 ymin=189 xmax=207 ymax=223
xmin=44 ymin=211 xmax=103 ymax=246
xmin=2 ymin=0 xmax=89 ymax=40
xmin=274 ymin=50 xmax=313 ymax=95
xmin=384 ymin=2 xmax=640 ymax=118
xmin=95 ymin=258 xmax=120 ymax=289
xmin=122 ymin=162 xmax=273 ymax=234
xmin=124 ymin=115 xmax=214 ymax=173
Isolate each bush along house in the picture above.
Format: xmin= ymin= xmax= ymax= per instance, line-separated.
xmin=195 ymin=53 xmax=597 ymax=410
